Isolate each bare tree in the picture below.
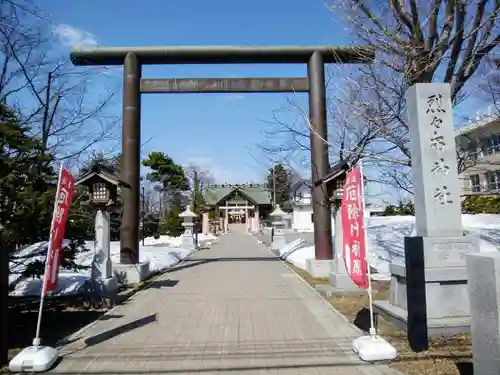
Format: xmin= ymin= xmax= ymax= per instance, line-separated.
xmin=185 ymin=164 xmax=215 ymax=193
xmin=322 ymin=0 xmax=500 ymax=193
xmin=479 ymin=57 xmax=500 ymax=108
xmin=0 ymin=0 xmax=119 ymax=165
xmin=260 ymin=72 xmax=383 ymax=184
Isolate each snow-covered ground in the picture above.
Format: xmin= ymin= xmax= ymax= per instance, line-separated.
xmin=9 ymin=233 xmax=217 ymax=297
xmin=12 ymin=214 xmax=500 ymax=297
xmin=278 ymin=214 xmax=500 ymax=280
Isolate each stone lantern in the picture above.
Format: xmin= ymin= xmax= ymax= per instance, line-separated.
xmin=75 ymin=165 xmax=122 ymax=301
xmin=179 ymin=206 xmax=197 ymax=251
xmin=269 ymin=205 xmax=287 ymax=254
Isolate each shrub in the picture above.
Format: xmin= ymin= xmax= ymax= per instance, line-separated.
xmin=462 ymin=195 xmax=500 ymax=214
xmin=160 ymin=206 xmax=184 ymax=237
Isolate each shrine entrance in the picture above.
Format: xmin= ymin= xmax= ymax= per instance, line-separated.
xmin=229 ymin=211 xmax=246 ymax=224
xmin=70 ymin=45 xmax=374 ymax=264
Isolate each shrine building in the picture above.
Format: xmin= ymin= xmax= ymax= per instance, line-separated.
xmin=204 ymin=184 xmax=272 ymax=232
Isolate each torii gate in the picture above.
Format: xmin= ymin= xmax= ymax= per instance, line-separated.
xmin=70 ymin=45 xmax=374 ymax=265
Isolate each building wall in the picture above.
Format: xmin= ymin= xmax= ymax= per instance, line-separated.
xmin=291 ymin=204 xmax=336 ymax=232
xmin=292 ymin=205 xmax=314 ymax=232
xmin=294 ymin=184 xmax=312 ymax=204
xmin=457 ymin=118 xmax=500 ymax=196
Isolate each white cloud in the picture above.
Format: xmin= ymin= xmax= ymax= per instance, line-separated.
xmin=53 ymin=24 xmax=98 ymax=50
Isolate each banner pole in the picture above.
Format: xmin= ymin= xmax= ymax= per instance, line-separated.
xmin=33 ymin=163 xmax=64 ymax=349
xmin=358 ymin=159 xmax=376 ymax=336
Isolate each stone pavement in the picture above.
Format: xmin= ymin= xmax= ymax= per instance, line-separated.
xmin=50 ymin=232 xmax=405 ymax=375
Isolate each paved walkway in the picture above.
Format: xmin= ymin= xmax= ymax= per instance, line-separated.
xmin=51 ymin=232 xmax=403 ymax=375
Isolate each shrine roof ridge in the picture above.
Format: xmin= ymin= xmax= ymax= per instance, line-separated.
xmin=210 ymin=183 xmax=267 ymax=188
xmin=70 ymin=45 xmax=375 ymax=66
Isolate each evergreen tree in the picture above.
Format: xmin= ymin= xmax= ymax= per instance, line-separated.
xmin=142 ymin=152 xmax=189 ymax=192
xmin=1 ymin=104 xmax=88 ymax=276
xmin=142 ymin=212 xmax=160 ymax=239
xmin=161 ymin=205 xmax=184 ymax=237
xmin=79 ymin=151 xmax=121 ymax=176
xmin=266 ymin=164 xmax=293 ymax=207
xmin=142 ymin=152 xmax=189 ymax=237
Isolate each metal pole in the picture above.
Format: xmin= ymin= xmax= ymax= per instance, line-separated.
xmin=141 ymin=184 xmax=145 ymax=246
xmin=0 ymin=240 xmax=8 ymax=366
xmin=307 ymin=51 xmax=333 ymax=260
xmin=359 ymin=160 xmax=376 ymax=336
xmin=34 ymin=164 xmax=64 ymax=348
xmin=272 ymin=168 xmax=276 ymax=207
xmin=120 ymin=53 xmax=141 ymax=264
xmin=158 ymin=188 xmax=163 ymax=220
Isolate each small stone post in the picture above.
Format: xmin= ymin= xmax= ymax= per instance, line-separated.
xmin=179 ymin=207 xmax=197 ymax=251
xmin=93 ymin=209 xmax=118 ymax=301
xmin=270 ymin=205 xmax=286 ymax=255
xmin=329 ymin=201 xmax=358 ymax=291
xmin=202 ymin=212 xmax=209 ymax=234
xmin=254 ymin=207 xmax=260 ymax=232
xmin=466 ymin=252 xmax=500 ymax=375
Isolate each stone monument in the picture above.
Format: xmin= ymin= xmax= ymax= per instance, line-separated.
xmin=179 ymin=206 xmax=197 ymax=251
xmin=373 ymin=83 xmax=479 ymax=336
xmin=466 ymin=252 xmax=500 ymax=375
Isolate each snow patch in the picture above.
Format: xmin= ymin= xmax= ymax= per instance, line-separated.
xmin=9 ymin=233 xmax=218 ymax=297
xmin=279 ymin=214 xmax=500 ymax=280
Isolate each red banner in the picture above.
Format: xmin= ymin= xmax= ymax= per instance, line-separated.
xmin=43 ymin=168 xmax=75 ymax=295
xmin=341 ymin=167 xmax=368 ymax=289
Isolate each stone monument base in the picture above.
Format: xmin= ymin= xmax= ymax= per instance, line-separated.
xmin=329 ymin=271 xmax=360 ymax=291
xmin=94 ymin=277 xmax=118 ymax=308
xmin=373 ymin=300 xmax=470 ymax=337
xmin=271 ymin=235 xmax=286 ymax=252
xmin=306 ymin=259 xmax=334 ymax=278
xmin=113 ymin=262 xmax=150 ymax=285
xmin=373 ymin=235 xmax=478 ymax=337
xmin=94 ymin=276 xmax=118 ymax=296
xmin=181 ymin=235 xmax=196 ymax=251
xmin=270 ymin=248 xmax=280 ymax=257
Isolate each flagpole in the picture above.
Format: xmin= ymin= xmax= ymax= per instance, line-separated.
xmin=358 ymin=159 xmax=376 ymax=337
xmin=33 ymin=163 xmax=64 ymax=349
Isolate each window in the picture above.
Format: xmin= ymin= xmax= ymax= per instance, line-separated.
xmin=479 ymin=134 xmax=500 ymax=157
xmin=492 ymin=134 xmax=500 ymax=152
xmin=480 ymin=137 xmax=493 ymax=156
xmin=486 ymin=171 xmax=500 ymax=190
xmin=470 ymin=174 xmax=481 ymax=193
xmin=466 ymin=142 xmax=478 ymax=161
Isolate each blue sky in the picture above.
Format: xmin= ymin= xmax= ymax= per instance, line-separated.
xmin=41 ymin=0 xmax=349 ymax=183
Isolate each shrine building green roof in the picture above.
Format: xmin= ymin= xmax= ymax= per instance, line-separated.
xmin=205 ymin=184 xmax=271 ymax=206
